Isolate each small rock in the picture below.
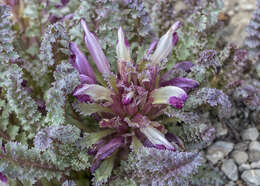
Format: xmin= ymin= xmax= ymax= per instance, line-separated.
xmin=251 ymin=161 xmax=260 ymax=169
xmin=239 ymin=163 xmax=251 ymax=171
xmin=241 ymin=169 xmax=260 ymax=185
xmin=234 ymin=142 xmax=249 ymax=151
xmin=241 ymin=4 xmax=254 ymax=11
xmin=249 ymin=151 xmax=260 ymax=162
xmin=249 ymin=141 xmax=260 ymax=162
xmin=216 ymin=122 xmax=228 ymax=137
xmin=249 ymin=141 xmax=260 ymax=152
xmin=232 ymin=150 xmax=248 ymax=165
xmin=206 ymin=141 xmax=234 ymax=164
xmin=228 ymin=10 xmax=235 ymax=16
xmin=221 ymin=159 xmax=238 ymax=181
xmin=242 ymin=128 xmax=259 ymax=141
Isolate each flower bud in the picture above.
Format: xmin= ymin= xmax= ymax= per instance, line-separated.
xmin=151 ymin=21 xmax=181 ymax=65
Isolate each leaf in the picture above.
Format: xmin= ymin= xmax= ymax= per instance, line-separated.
xmin=82 ymin=130 xmax=114 ymax=148
xmin=122 ymin=147 xmax=202 ymax=185
xmin=0 ymin=5 xmax=19 ymax=63
xmin=92 ymin=153 xmax=116 ymax=186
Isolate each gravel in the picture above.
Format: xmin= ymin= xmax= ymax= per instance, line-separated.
xmin=249 ymin=141 xmax=260 ymax=162
xmin=231 ymin=150 xmax=248 ymax=165
xmin=242 ymin=128 xmax=259 ymax=141
xmin=251 ymin=160 xmax=260 ymax=169
xmin=239 ymin=163 xmax=251 ymax=171
xmin=206 ymin=141 xmax=234 ymax=164
xmin=241 ymin=169 xmax=260 ymax=185
xmin=221 ymin=159 xmax=238 ymax=181
xmin=249 ymin=141 xmax=260 ymax=152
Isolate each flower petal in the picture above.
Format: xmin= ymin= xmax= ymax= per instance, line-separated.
xmin=140 ymin=126 xmax=176 ymax=151
xmin=73 ymin=84 xmax=113 ymax=102
xmin=160 ymin=77 xmax=200 ymax=92
xmin=91 ymin=136 xmax=124 ymax=173
xmin=173 ymin=61 xmax=194 ymax=72
xmin=165 ymin=132 xmax=185 ymax=150
xmin=160 ymin=61 xmax=194 ymax=82
xmin=151 ymin=86 xmax=187 ymax=108
xmin=122 ymin=91 xmax=134 ymax=105
xmin=79 ymin=74 xmax=96 ymax=84
xmin=81 ymin=19 xmax=111 ymax=75
xmin=73 ymin=84 xmax=91 ymax=103
xmin=69 ymin=42 xmax=96 ymax=82
xmin=146 ymin=40 xmax=158 ymax=55
xmin=116 ymin=27 xmax=131 ymax=62
xmin=0 ymin=172 xmax=7 ymax=183
xmin=150 ymin=21 xmax=181 ymax=64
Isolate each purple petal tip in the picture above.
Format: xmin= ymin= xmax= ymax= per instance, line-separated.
xmin=172 ymin=32 xmax=179 ymax=46
xmin=168 ymin=94 xmax=187 ymax=109
xmin=0 ymin=172 xmax=7 ymax=183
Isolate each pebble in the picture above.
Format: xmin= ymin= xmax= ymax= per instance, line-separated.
xmin=240 ymin=4 xmax=254 ymax=11
xmin=242 ymin=128 xmax=259 ymax=141
xmin=206 ymin=141 xmax=234 ymax=164
xmin=241 ymin=169 xmax=260 ymax=185
xmin=249 ymin=141 xmax=260 ymax=162
xmin=232 ymin=150 xmax=248 ymax=165
xmin=221 ymin=159 xmax=238 ymax=181
xmin=249 ymin=151 xmax=260 ymax=162
xmin=251 ymin=161 xmax=260 ymax=169
xmin=249 ymin=141 xmax=260 ymax=152
xmin=216 ymin=122 xmax=228 ymax=137
xmin=239 ymin=163 xmax=251 ymax=171
xmin=234 ymin=142 xmax=249 ymax=151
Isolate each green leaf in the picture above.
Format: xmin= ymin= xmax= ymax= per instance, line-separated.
xmin=77 ymin=103 xmax=113 ymax=116
xmin=7 ymin=125 xmax=20 ymax=140
xmin=93 ymin=153 xmax=116 ymax=185
xmin=83 ymin=130 xmax=114 ymax=148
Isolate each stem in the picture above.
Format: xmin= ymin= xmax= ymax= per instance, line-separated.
xmin=0 ymin=152 xmax=67 ymax=173
xmin=0 ymin=130 xmax=10 ymax=141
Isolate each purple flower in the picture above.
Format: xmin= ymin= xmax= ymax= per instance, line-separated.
xmin=69 ymin=42 xmax=96 ymax=83
xmin=0 ymin=172 xmax=7 ymax=184
xmin=72 ymin=20 xmax=199 ymax=172
xmin=81 ymin=20 xmax=111 ymax=75
xmin=160 ymin=77 xmax=200 ymax=93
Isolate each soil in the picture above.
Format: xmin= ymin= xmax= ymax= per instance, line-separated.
xmin=222 ymin=0 xmax=257 ymax=46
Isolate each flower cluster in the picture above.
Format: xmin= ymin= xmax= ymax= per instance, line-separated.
xmin=70 ymin=19 xmax=200 ymax=172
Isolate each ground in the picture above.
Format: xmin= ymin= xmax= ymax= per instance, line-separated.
xmin=223 ymin=0 xmax=257 ymax=46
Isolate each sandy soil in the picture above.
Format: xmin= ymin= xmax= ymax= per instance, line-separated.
xmin=222 ymin=0 xmax=257 ymax=46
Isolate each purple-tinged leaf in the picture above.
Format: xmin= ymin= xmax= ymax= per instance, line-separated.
xmin=124 ymin=147 xmax=202 ymax=185
xmin=81 ymin=19 xmax=111 ymax=75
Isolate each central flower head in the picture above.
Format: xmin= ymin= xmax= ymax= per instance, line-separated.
xmin=70 ymin=19 xmax=199 ymax=172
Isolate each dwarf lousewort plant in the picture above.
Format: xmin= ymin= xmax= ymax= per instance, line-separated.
xmin=1 ymin=0 xmax=259 ymax=185
xmin=70 ymin=19 xmax=200 ymax=174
